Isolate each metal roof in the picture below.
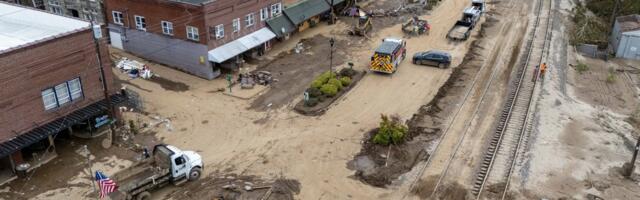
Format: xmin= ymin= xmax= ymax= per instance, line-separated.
xmin=266 ymin=15 xmax=295 ymax=38
xmin=208 ymin=28 xmax=276 ymax=63
xmin=0 ymin=2 xmax=90 ymax=53
xmin=283 ymin=0 xmax=330 ymax=25
xmin=0 ymin=94 xmax=126 ymax=158
xmin=375 ymin=41 xmax=401 ymax=54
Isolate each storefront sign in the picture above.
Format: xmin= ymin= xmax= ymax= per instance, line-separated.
xmin=95 ymin=115 xmax=110 ymax=128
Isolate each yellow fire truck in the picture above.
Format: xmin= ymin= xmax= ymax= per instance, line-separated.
xmin=370 ymin=38 xmax=407 ymax=74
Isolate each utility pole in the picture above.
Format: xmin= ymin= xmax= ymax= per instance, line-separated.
xmin=626 ymin=136 xmax=640 ymax=177
xmin=330 ymin=0 xmax=335 ymax=24
xmin=84 ymin=145 xmax=97 ymax=194
xmin=329 ymin=38 xmax=335 ymax=77
xmin=91 ymin=22 xmax=117 ymax=145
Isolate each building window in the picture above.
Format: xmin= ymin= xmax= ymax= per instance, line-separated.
xmin=271 ymin=3 xmax=282 ymax=17
xmin=112 ymin=11 xmax=123 ymax=25
xmin=67 ymin=78 xmax=83 ymax=100
xmin=161 ymin=21 xmax=174 ymax=35
xmin=135 ymin=15 xmax=146 ymax=31
xmin=233 ymin=18 xmax=240 ymax=33
xmin=245 ymin=13 xmax=255 ymax=27
xmin=260 ymin=7 xmax=268 ymax=21
xmin=187 ymin=26 xmax=199 ymax=41
xmin=41 ymin=89 xmax=57 ymax=110
xmin=215 ymin=24 xmax=224 ymax=39
xmin=41 ymin=78 xmax=83 ymax=110
xmin=50 ymin=6 xmax=63 ymax=15
xmin=48 ymin=0 xmax=59 ymax=6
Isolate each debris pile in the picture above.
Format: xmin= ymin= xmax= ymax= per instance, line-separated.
xmin=238 ymin=71 xmax=274 ymax=89
xmin=116 ymin=57 xmax=153 ymax=79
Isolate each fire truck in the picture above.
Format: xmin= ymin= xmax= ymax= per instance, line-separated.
xmin=370 ymin=38 xmax=407 ymax=74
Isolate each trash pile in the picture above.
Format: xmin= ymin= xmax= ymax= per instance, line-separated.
xmin=238 ymin=71 xmax=274 ymax=89
xmin=116 ymin=57 xmax=153 ymax=79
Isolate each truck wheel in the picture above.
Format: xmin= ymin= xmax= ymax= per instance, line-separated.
xmin=188 ymin=168 xmax=202 ymax=181
xmin=136 ymin=191 xmax=151 ymax=200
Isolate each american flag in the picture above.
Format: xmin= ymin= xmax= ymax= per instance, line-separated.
xmin=95 ymin=171 xmax=118 ymax=199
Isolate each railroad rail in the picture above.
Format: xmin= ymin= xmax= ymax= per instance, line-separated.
xmin=471 ymin=0 xmax=553 ymax=198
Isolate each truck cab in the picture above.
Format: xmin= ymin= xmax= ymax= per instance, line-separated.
xmin=159 ymin=145 xmax=203 ymax=181
xmin=472 ymin=0 xmax=485 ymax=13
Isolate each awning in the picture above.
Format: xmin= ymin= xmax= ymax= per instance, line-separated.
xmin=0 ymin=94 xmax=127 ymax=158
xmin=266 ymin=15 xmax=295 ymax=38
xmin=208 ymin=28 xmax=276 ymax=63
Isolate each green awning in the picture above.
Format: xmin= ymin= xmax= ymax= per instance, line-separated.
xmin=266 ymin=15 xmax=295 ymax=38
xmin=283 ymin=0 xmax=331 ymax=25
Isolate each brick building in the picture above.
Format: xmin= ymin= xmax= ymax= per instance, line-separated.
xmin=0 ymin=3 xmax=123 ymax=184
xmin=44 ymin=0 xmax=105 ymax=23
xmin=106 ymin=0 xmax=282 ymax=79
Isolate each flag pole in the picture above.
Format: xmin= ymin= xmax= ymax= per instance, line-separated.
xmin=84 ymin=145 xmax=97 ymax=195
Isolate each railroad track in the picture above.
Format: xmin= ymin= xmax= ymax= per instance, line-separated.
xmin=471 ymin=0 xmax=553 ymax=198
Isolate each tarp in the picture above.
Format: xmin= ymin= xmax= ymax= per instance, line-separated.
xmin=208 ymin=28 xmax=276 ymax=63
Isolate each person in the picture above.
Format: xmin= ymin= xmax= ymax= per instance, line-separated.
xmin=142 ymin=147 xmax=150 ymax=159
xmin=532 ymin=65 xmax=539 ymax=82
xmin=540 ymin=62 xmax=547 ymax=79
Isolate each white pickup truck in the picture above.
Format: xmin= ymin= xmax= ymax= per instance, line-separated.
xmin=111 ymin=144 xmax=203 ymax=200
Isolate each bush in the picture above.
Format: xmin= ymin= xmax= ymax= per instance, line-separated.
xmin=606 ymin=68 xmax=616 ymax=84
xmin=575 ymin=62 xmax=589 ymax=74
xmin=328 ymin=78 xmax=343 ymax=91
xmin=311 ymin=71 xmax=337 ymax=89
xmin=339 ymin=68 xmax=357 ymax=78
xmin=320 ymin=84 xmax=338 ymax=97
xmin=304 ymin=97 xmax=319 ymax=107
xmin=372 ymin=114 xmax=408 ymax=146
xmin=311 ymin=79 xmax=324 ymax=89
xmin=306 ymin=87 xmax=322 ymax=98
xmin=340 ymin=76 xmax=352 ymax=86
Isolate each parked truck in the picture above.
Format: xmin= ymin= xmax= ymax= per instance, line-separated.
xmin=110 ymin=144 xmax=203 ymax=200
xmin=447 ymin=0 xmax=485 ymax=40
xmin=370 ymin=38 xmax=407 ymax=74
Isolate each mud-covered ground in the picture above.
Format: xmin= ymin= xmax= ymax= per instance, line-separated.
xmin=168 ymin=173 xmax=300 ymax=200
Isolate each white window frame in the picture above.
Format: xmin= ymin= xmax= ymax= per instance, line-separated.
xmin=48 ymin=0 xmax=59 ymax=6
xmin=161 ymin=21 xmax=174 ymax=36
xmin=54 ymin=82 xmax=70 ymax=105
xmin=112 ymin=11 xmax=123 ymax=25
xmin=134 ymin=15 xmax=146 ymax=31
xmin=260 ymin=7 xmax=268 ymax=21
xmin=215 ymin=24 xmax=224 ymax=39
xmin=271 ymin=3 xmax=282 ymax=17
xmin=41 ymin=78 xmax=83 ymax=110
xmin=67 ymin=78 xmax=83 ymax=100
xmin=187 ymin=26 xmax=199 ymax=41
xmin=232 ymin=18 xmax=240 ymax=33
xmin=245 ymin=13 xmax=255 ymax=27
xmin=42 ymin=89 xmax=57 ymax=110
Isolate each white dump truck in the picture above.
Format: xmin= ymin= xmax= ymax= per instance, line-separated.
xmin=110 ymin=144 xmax=203 ymax=200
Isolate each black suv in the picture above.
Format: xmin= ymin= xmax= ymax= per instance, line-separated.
xmin=412 ymin=50 xmax=452 ymax=68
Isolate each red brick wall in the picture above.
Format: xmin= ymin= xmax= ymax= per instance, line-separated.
xmin=203 ymin=0 xmax=282 ymax=49
xmin=105 ymin=0 xmax=206 ymax=45
xmin=0 ymin=29 xmax=116 ymax=143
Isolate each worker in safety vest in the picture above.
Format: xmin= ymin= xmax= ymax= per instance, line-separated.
xmin=540 ymin=63 xmax=547 ymax=79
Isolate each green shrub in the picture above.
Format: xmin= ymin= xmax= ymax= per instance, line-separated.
xmin=606 ymin=73 xmax=616 ymax=83
xmin=328 ymin=78 xmax=343 ymax=91
xmin=575 ymin=62 xmax=589 ymax=74
xmin=372 ymin=114 xmax=408 ymax=146
xmin=304 ymin=97 xmax=319 ymax=107
xmin=306 ymin=87 xmax=322 ymax=98
xmin=320 ymin=84 xmax=338 ymax=97
xmin=339 ymin=68 xmax=357 ymax=78
xmin=340 ymin=76 xmax=352 ymax=86
xmin=311 ymin=79 xmax=324 ymax=89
